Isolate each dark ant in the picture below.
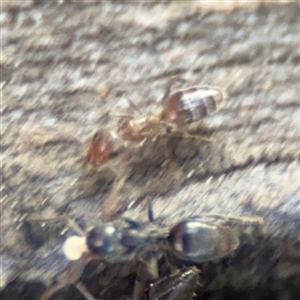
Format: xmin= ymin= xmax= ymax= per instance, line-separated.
xmin=28 ymin=205 xmax=263 ymax=300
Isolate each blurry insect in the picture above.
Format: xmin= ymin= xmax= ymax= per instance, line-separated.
xmin=29 ymin=206 xmax=263 ymax=300
xmin=87 ymin=79 xmax=227 ymax=220
xmin=88 ymin=78 xmax=227 ymax=163
xmin=118 ymin=79 xmax=227 ymax=144
xmin=63 ymin=207 xmax=241 ymax=265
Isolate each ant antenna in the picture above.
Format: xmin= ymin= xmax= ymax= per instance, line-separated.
xmin=126 ymin=97 xmax=143 ymax=115
xmin=160 ymin=77 xmax=187 ymax=103
xmin=147 ymin=201 xmax=154 ymax=223
xmin=109 ymin=97 xmax=142 ymax=120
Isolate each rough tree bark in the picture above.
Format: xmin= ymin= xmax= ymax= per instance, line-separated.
xmin=1 ymin=1 xmax=299 ymax=300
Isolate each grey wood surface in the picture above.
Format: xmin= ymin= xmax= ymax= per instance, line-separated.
xmin=1 ymin=1 xmax=299 ymax=299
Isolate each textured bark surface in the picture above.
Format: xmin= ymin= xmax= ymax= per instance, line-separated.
xmin=1 ymin=1 xmax=299 ymax=300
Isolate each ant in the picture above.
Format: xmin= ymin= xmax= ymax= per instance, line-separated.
xmin=28 ymin=205 xmax=263 ymax=300
xmin=118 ymin=78 xmax=226 ymax=144
xmin=86 ymin=78 xmax=227 ymax=220
xmin=88 ymin=77 xmax=227 ymax=163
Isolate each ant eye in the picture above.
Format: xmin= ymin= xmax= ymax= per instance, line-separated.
xmin=109 ymin=151 xmax=119 ymax=159
xmin=165 ymin=126 xmax=173 ymax=134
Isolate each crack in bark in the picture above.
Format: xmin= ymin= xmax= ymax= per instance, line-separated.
xmin=193 ymin=155 xmax=298 ymax=183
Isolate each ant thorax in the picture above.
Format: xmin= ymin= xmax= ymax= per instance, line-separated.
xmin=118 ymin=114 xmax=162 ymax=142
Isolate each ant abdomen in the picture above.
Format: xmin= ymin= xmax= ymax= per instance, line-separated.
xmin=160 ymin=86 xmax=226 ymax=126
xmin=167 ymin=219 xmax=239 ymax=263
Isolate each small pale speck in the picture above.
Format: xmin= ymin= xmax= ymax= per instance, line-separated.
xmin=63 ymin=236 xmax=88 ymax=261
xmin=187 ymin=169 xmax=195 ymax=178
xmin=205 ymin=176 xmax=214 ymax=184
xmin=44 ymin=118 xmax=58 ymax=127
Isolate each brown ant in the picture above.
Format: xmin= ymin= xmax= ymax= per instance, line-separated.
xmin=118 ymin=79 xmax=226 ymax=144
xmin=86 ymin=78 xmax=227 ymax=220
xmin=88 ymin=77 xmax=227 ymax=162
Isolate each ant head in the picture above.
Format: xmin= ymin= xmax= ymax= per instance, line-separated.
xmin=86 ymin=224 xmax=122 ymax=258
xmin=87 ymin=130 xmax=118 ymax=165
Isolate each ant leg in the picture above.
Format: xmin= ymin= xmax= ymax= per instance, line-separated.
xmin=160 ymin=121 xmax=213 ymax=142
xmin=203 ymin=214 xmax=264 ymax=226
xmin=40 ymin=278 xmax=99 ymax=300
xmin=66 ymin=258 xmax=99 ymax=300
xmin=132 ymin=279 xmax=145 ymax=300
xmin=180 ymin=132 xmax=213 ymax=142
xmin=133 ymin=254 xmax=159 ymax=300
xmin=40 ymin=260 xmax=97 ymax=300
xmin=147 ymin=254 xmax=159 ymax=279
xmin=170 ymin=127 xmax=213 ymax=142
xmin=101 ymin=175 xmax=127 ymax=221
xmin=109 ymin=109 xmax=140 ymax=120
xmin=68 ymin=256 xmax=106 ymax=300
xmin=39 ymin=283 xmax=68 ymax=300
xmin=124 ymin=138 xmax=147 ymax=149
xmin=156 ymin=135 xmax=184 ymax=180
xmin=39 ymin=257 xmax=98 ymax=300
xmin=110 ymin=97 xmax=142 ymax=118
xmin=164 ymin=257 xmax=180 ymax=275
xmin=147 ymin=200 xmax=154 ymax=223
xmin=126 ymin=97 xmax=143 ymax=115
xmin=160 ymin=77 xmax=187 ymax=103
xmin=40 ymin=282 xmax=97 ymax=300
xmin=75 ymin=282 xmax=99 ymax=300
